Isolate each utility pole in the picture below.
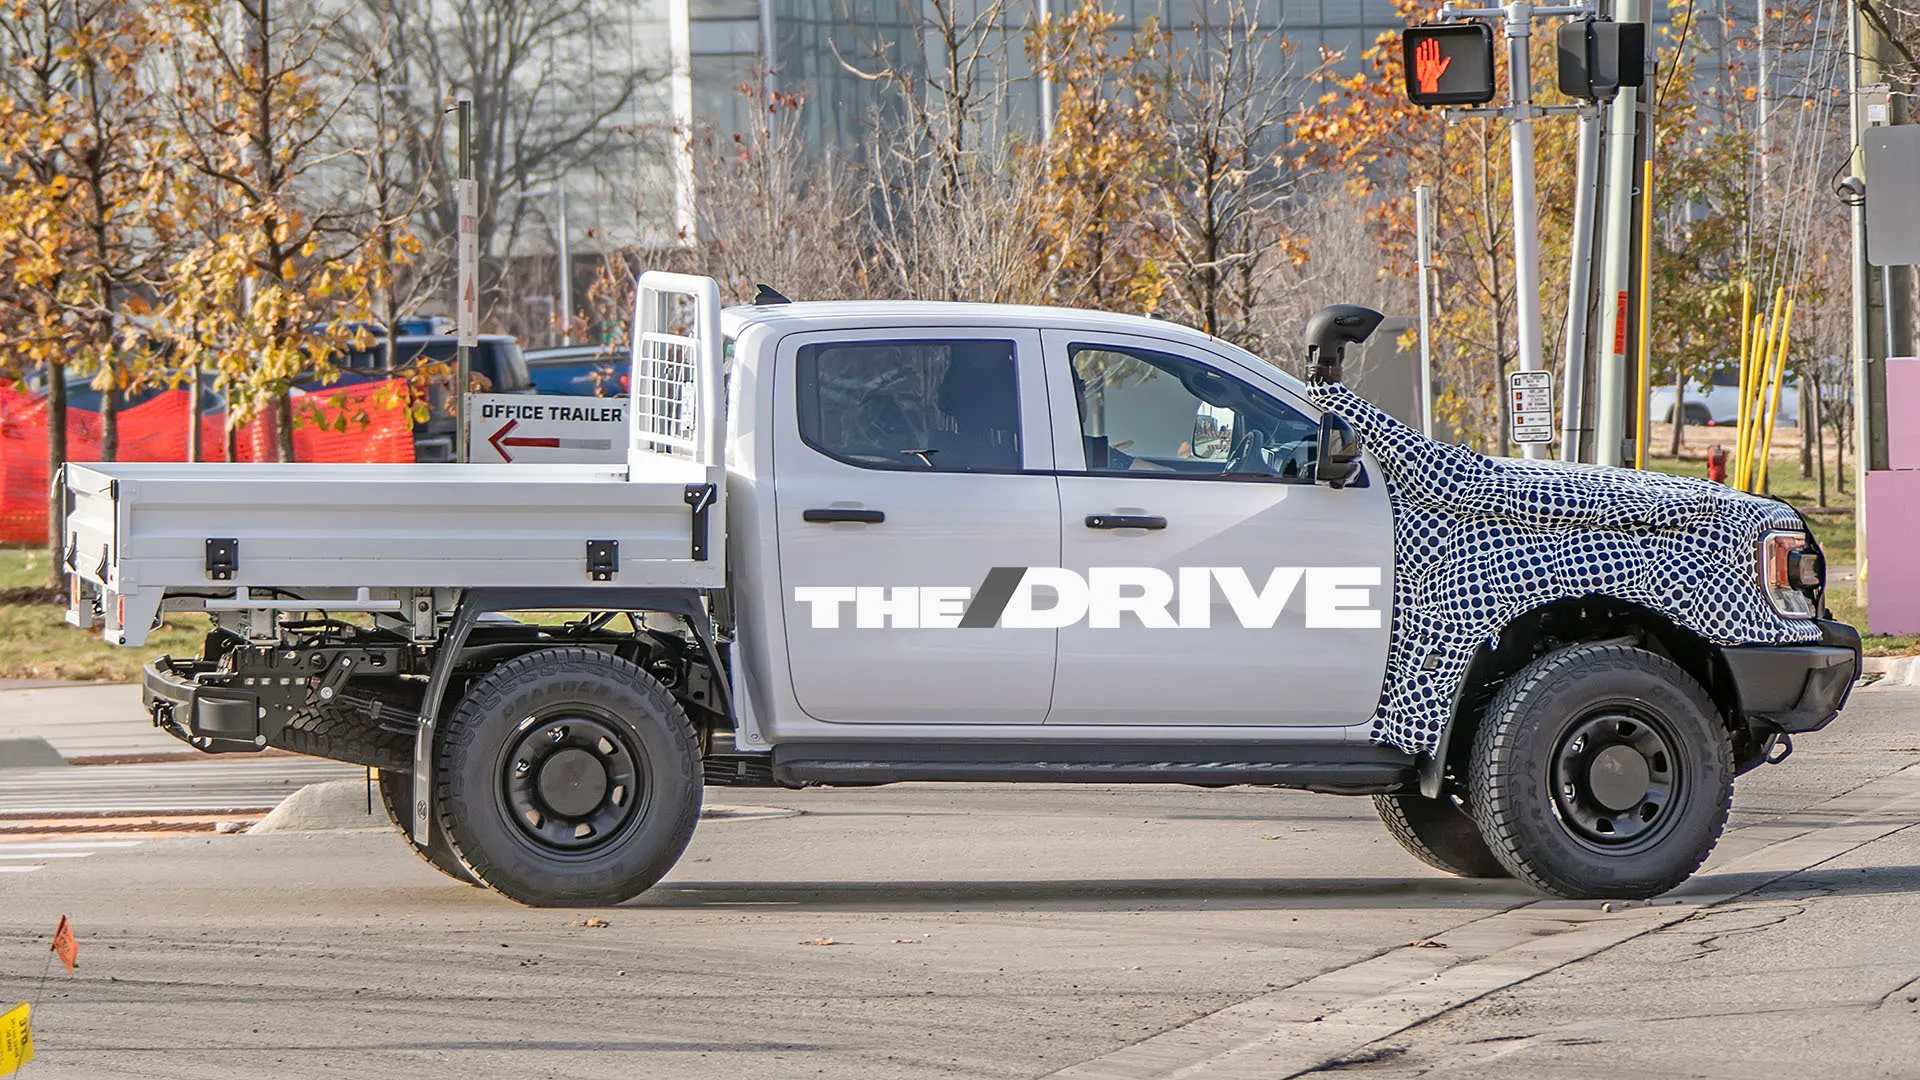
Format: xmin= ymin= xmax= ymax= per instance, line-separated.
xmin=1592 ymin=0 xmax=1646 ymax=467
xmin=1560 ymin=107 xmax=1602 ymax=460
xmin=453 ymin=99 xmax=474 ymax=463
xmin=516 ymin=189 xmax=573 ymax=346
xmin=1756 ymin=0 xmax=1771 ymax=221
xmin=1037 ymin=0 xmax=1054 ymax=144
xmin=1848 ymin=0 xmax=1914 ymax=603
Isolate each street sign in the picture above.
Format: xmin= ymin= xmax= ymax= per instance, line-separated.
xmin=1401 ymin=24 xmax=1496 ymax=107
xmin=1509 ymin=370 xmax=1555 ymax=445
xmin=455 ymin=178 xmax=478 ymax=347
xmin=468 ymin=393 xmax=627 ymax=465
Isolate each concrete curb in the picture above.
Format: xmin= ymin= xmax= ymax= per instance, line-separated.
xmin=0 ymin=736 xmax=68 ymax=770
xmin=248 ymin=778 xmax=384 ymax=834
xmin=1863 ymin=654 xmax=1919 ymax=687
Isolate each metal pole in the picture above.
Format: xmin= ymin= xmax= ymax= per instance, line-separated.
xmin=455 ymin=99 xmax=471 ymax=464
xmin=1415 ymin=183 xmax=1437 ymax=438
xmin=1756 ymin=0 xmax=1770 ymax=222
xmin=1505 ymin=1 xmax=1548 ymax=460
xmin=556 ymin=189 xmax=572 ymax=347
xmin=1560 ymin=108 xmax=1601 ymax=461
xmin=1848 ymin=0 xmax=1870 ymax=603
xmin=1592 ymin=0 xmax=1644 ymax=466
xmin=1037 ymin=0 xmax=1054 ymax=145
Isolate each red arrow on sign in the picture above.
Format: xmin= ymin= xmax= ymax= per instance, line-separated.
xmin=487 ymin=419 xmax=561 ymax=462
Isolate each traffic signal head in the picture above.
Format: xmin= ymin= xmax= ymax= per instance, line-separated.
xmin=1557 ymin=18 xmax=1646 ymax=101
xmin=1401 ymin=24 xmax=1496 ymax=107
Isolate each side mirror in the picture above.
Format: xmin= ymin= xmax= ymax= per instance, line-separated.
xmin=1316 ymin=413 xmax=1362 ymax=488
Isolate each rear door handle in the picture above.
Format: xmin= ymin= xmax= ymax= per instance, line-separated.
xmin=1085 ymin=514 xmax=1167 ymax=530
xmin=803 ymin=508 xmax=885 ymax=524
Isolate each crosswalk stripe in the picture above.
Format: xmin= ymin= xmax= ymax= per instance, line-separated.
xmin=0 ymin=852 xmax=93 ymax=860
xmin=0 ymin=840 xmax=145 ymax=848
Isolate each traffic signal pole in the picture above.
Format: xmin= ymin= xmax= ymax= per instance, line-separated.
xmin=1592 ymin=0 xmax=1644 ymax=467
xmin=1437 ymin=1 xmax=1593 ymax=459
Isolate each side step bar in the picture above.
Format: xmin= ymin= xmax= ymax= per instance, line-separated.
xmin=770 ymin=741 xmax=1417 ymax=795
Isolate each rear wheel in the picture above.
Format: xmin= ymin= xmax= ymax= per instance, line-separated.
xmin=434 ymin=647 xmax=702 ymax=907
xmin=1373 ymin=794 xmax=1510 ymax=878
xmin=375 ymin=769 xmax=480 ymax=886
xmin=1470 ymin=643 xmax=1731 ymax=899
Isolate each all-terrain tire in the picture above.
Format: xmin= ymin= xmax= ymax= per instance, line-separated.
xmin=435 ymin=647 xmax=702 ymax=907
xmin=1373 ymin=794 xmax=1510 ymax=878
xmin=375 ymin=769 xmax=481 ymax=886
xmin=1469 ymin=643 xmax=1732 ymax=900
xmin=274 ymin=695 xmax=414 ymax=770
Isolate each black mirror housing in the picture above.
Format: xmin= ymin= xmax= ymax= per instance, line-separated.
xmin=1316 ymin=413 xmax=1362 ymax=488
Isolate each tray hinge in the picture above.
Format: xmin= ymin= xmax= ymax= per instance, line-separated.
xmin=683 ymin=483 xmax=717 ymax=560
xmin=586 ymin=539 xmax=620 ymax=581
xmin=205 ymin=537 xmax=238 ymax=581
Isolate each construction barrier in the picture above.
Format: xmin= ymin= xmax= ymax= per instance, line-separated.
xmin=0 ymin=379 xmax=415 ymax=545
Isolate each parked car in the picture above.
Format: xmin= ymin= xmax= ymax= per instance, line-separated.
xmin=523 ymin=344 xmax=630 ymax=398
xmin=1648 ymin=368 xmax=1800 ymax=427
xmin=321 ymin=334 xmax=532 ymax=462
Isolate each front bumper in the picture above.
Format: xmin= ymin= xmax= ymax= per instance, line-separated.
xmin=1722 ymin=619 xmax=1862 ymax=734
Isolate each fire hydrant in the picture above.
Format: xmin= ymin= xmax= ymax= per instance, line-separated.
xmin=1707 ymin=444 xmax=1728 ymax=484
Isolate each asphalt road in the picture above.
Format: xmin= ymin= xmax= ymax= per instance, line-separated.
xmin=1 ymin=681 xmax=1916 ymax=1079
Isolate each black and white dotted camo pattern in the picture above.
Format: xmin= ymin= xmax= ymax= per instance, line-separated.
xmin=1305 ymin=380 xmax=1822 ymax=756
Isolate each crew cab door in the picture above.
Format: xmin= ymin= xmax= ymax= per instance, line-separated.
xmin=1040 ymin=330 xmax=1393 ymax=727
xmin=773 ymin=328 xmax=1059 ymax=724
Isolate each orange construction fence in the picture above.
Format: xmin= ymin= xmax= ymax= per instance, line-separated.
xmin=0 ymin=379 xmax=416 ymax=545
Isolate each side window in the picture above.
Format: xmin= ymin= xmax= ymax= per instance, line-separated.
xmin=1069 ymin=343 xmax=1320 ymax=480
xmin=797 ymin=339 xmax=1021 ymax=472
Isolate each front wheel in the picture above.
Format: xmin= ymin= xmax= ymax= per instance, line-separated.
xmin=435 ymin=647 xmax=703 ymax=907
xmin=1469 ymin=643 xmax=1732 ymax=900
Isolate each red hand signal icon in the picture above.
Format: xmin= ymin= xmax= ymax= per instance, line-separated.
xmin=1415 ymin=36 xmax=1451 ymax=95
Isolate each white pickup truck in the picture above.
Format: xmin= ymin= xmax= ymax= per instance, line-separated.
xmin=62 ymin=272 xmax=1860 ymax=906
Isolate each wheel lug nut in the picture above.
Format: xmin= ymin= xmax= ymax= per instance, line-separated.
xmin=1568 ymin=737 xmax=1585 ymax=754
xmin=515 ymin=760 xmax=530 ymax=774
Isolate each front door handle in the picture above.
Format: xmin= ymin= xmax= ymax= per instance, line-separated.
xmin=1085 ymin=514 xmax=1167 ymax=530
xmin=804 ymin=508 xmax=885 ymax=525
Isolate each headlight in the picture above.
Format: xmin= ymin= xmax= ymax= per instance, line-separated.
xmin=1758 ymin=529 xmax=1820 ymax=618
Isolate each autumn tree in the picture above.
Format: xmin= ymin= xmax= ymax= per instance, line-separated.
xmin=1153 ymin=0 xmax=1304 ymax=351
xmin=0 ymin=0 xmax=173 ymax=581
xmin=156 ymin=0 xmax=370 ymax=461
xmin=1026 ymin=0 xmax=1172 ymax=312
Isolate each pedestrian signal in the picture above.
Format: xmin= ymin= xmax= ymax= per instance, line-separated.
xmin=1401 ymin=24 xmax=1496 ymax=107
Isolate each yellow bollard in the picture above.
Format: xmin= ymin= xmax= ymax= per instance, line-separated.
xmin=1755 ymin=297 xmax=1795 ymax=494
xmin=1735 ymin=281 xmax=1753 ymax=480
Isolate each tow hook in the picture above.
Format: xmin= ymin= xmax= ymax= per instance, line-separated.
xmin=1764 ymin=732 xmax=1794 ymax=765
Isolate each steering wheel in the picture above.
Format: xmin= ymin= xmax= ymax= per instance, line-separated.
xmin=1226 ymin=428 xmax=1271 ymax=475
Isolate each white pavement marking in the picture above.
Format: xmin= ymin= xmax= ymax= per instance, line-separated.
xmin=0 ymin=759 xmax=363 ymax=816
xmin=1048 ymin=762 xmax=1920 ymax=1080
xmin=0 ymin=838 xmax=144 ymax=874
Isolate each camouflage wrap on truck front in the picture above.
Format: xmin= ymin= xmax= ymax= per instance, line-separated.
xmin=1304 ymin=380 xmax=1823 ymax=755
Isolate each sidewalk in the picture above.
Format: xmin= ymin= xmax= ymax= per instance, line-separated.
xmin=0 ymin=682 xmax=180 ymax=760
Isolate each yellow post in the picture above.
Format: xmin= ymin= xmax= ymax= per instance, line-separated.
xmin=1736 ymin=311 xmax=1763 ymax=491
xmin=1735 ymin=281 xmax=1753 ymax=477
xmin=1745 ymin=289 xmax=1786 ymax=490
xmin=1755 ymin=297 xmax=1795 ymax=493
xmin=1634 ymin=159 xmax=1655 ymax=471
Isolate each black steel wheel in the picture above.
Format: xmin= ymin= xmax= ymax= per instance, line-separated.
xmin=1373 ymin=793 xmax=1510 ymax=879
xmin=1470 ymin=643 xmax=1731 ymax=900
xmin=435 ymin=647 xmax=702 ymax=907
xmin=376 ymin=769 xmax=481 ymax=886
